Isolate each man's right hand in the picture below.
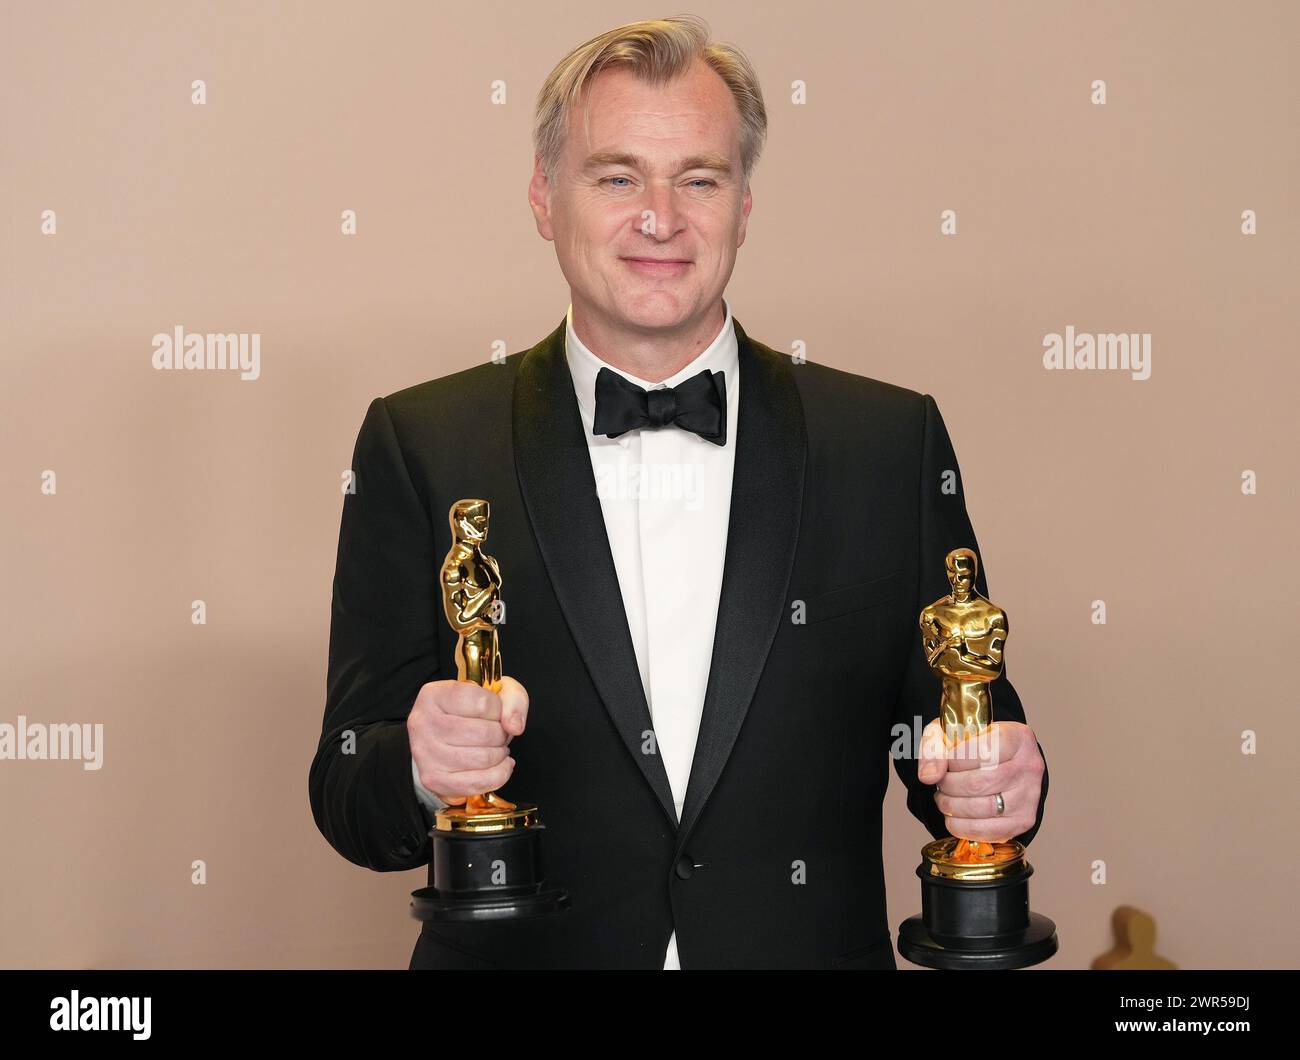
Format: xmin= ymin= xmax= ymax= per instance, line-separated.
xmin=407 ymin=675 xmax=529 ymax=805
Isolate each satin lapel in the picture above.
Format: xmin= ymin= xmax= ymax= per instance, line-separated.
xmin=513 ymin=319 xmax=679 ymax=829
xmin=678 ymin=317 xmax=807 ymax=842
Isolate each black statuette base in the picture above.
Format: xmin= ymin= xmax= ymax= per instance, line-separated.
xmin=897 ymin=859 xmax=1058 ymax=970
xmin=410 ymin=821 xmax=570 ymax=923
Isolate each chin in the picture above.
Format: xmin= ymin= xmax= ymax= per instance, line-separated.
xmin=613 ymin=290 xmax=695 ymax=328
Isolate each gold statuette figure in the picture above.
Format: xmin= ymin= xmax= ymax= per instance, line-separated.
xmin=436 ymin=498 xmax=532 ymax=829
xmin=898 ymin=545 xmax=1056 ymax=967
xmin=918 ymin=547 xmax=1022 ymax=875
xmin=410 ymin=498 xmax=567 ymax=921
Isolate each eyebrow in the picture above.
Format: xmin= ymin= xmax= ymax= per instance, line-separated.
xmin=581 ymin=151 xmax=734 ymax=177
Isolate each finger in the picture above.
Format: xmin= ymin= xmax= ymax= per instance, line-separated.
xmin=936 ymin=757 xmax=1016 ymax=797
xmin=437 ymin=680 xmax=502 ymax=721
xmin=432 ymin=712 xmax=511 ymax=748
xmin=419 ymin=741 xmax=511 ymax=775
xmin=935 ymin=777 xmax=1035 ymax=843
xmin=941 ymin=727 xmax=1005 ymax=773
xmin=498 ymin=675 xmax=529 ymax=737
xmin=934 ymin=786 xmax=1020 ymax=823
xmin=417 ymin=756 xmax=517 ymax=801
xmin=941 ymin=815 xmax=1030 ymax=844
xmin=917 ymin=719 xmax=948 ymax=784
xmin=958 ymin=721 xmax=1026 ymax=765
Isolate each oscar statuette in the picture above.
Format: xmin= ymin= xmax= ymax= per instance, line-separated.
xmin=409 ymin=499 xmax=570 ymax=922
xmin=896 ymin=548 xmax=1058 ymax=969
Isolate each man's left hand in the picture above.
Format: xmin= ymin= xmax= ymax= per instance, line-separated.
xmin=916 ymin=719 xmax=1044 ymax=843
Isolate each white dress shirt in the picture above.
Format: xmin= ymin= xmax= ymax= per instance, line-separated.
xmin=414 ymin=298 xmax=740 ymax=970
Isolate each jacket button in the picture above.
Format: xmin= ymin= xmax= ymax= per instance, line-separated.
xmin=675 ymin=856 xmax=695 ymax=880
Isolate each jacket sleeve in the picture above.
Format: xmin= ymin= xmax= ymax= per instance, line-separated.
xmin=308 ymin=395 xmax=441 ymax=871
xmin=889 ymin=393 xmax=1049 ymax=848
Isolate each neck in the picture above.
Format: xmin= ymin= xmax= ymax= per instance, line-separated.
xmin=571 ymin=298 xmax=726 ymax=383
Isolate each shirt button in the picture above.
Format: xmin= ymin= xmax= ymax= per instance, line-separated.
xmin=675 ymin=856 xmax=695 ymax=880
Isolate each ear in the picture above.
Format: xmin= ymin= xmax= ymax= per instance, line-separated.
xmin=528 ymin=155 xmax=555 ymax=242
xmin=736 ymin=180 xmax=753 ymax=249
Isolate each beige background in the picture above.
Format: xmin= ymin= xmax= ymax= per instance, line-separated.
xmin=2 ymin=1 xmax=1296 ymax=969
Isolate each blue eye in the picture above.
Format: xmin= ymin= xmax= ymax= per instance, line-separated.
xmin=600 ymin=176 xmax=717 ymax=189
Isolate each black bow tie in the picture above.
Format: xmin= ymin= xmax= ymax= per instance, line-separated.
xmin=592 ymin=366 xmax=727 ymax=446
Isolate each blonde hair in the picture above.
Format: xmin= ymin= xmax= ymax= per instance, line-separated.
xmin=532 ymin=14 xmax=768 ymax=187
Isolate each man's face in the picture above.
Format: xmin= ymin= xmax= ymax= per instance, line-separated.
xmin=529 ymin=59 xmax=751 ymax=334
xmin=457 ymin=505 xmax=487 ymax=541
xmin=948 ymin=564 xmax=974 ymax=597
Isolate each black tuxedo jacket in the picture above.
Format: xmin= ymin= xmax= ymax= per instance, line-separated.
xmin=308 ymin=313 xmax=1049 ymax=970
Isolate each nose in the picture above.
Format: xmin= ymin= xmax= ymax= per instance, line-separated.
xmin=639 ymin=180 xmax=681 ymax=241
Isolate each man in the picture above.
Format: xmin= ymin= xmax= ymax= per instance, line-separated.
xmin=308 ymin=15 xmax=1048 ymax=970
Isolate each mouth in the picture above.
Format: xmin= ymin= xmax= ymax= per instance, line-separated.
xmin=621 ymin=257 xmax=692 ymax=278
